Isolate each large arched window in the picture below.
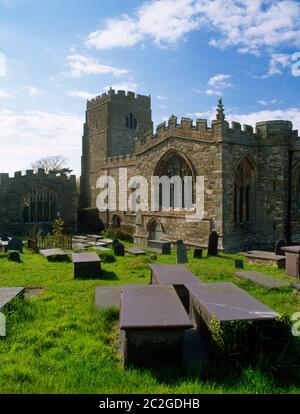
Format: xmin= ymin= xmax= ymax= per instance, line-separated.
xmin=23 ymin=188 xmax=57 ymax=224
xmin=234 ymin=158 xmax=256 ymax=224
xmin=154 ymin=151 xmax=195 ymax=211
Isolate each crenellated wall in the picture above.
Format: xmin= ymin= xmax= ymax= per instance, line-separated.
xmin=0 ymin=169 xmax=77 ymax=235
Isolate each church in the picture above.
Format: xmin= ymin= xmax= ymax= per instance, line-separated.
xmin=79 ymin=88 xmax=300 ymax=252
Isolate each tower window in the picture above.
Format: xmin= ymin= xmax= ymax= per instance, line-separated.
xmin=126 ymin=113 xmax=137 ymax=129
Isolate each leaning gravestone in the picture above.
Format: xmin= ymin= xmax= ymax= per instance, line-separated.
xmin=176 ymin=240 xmax=188 ymax=264
xmin=207 ymin=231 xmax=219 ymax=256
xmin=114 ymin=242 xmax=125 ymax=257
xmin=275 ymin=239 xmax=286 ymax=256
xmin=193 ymin=249 xmax=203 ymax=259
xmin=7 ymin=237 xmax=23 ymax=253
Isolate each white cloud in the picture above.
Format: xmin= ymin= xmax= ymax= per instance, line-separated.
xmin=0 ymin=52 xmax=7 ymax=76
xmin=102 ymin=82 xmax=139 ymax=92
xmin=205 ymin=89 xmax=222 ymax=96
xmin=0 ymin=110 xmax=83 ymax=175
xmin=24 ymin=86 xmax=42 ymax=96
xmin=257 ymin=99 xmax=280 ymax=106
xmin=68 ymin=90 xmax=97 ymax=100
xmin=85 ymin=0 xmax=300 ymax=55
xmin=205 ymin=73 xmax=232 ymax=96
xmin=0 ymin=89 xmax=12 ymax=98
xmin=189 ymin=107 xmax=300 ymax=131
xmin=264 ymin=53 xmax=293 ymax=77
xmin=67 ymin=54 xmax=128 ymax=78
xmin=156 ymin=95 xmax=168 ymax=100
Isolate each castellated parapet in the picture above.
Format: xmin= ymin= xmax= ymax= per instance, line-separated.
xmin=87 ymin=89 xmax=150 ymax=110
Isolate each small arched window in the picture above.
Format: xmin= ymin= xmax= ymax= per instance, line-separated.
xmin=23 ymin=187 xmax=57 ymax=224
xmin=234 ymin=158 xmax=256 ymax=224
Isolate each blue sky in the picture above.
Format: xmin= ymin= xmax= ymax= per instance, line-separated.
xmin=0 ymin=0 xmax=299 ymax=175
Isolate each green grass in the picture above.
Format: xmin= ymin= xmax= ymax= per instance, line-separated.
xmin=0 ymin=246 xmax=299 ymax=394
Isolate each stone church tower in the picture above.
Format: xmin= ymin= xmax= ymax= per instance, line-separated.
xmin=80 ymin=88 xmax=152 ymax=208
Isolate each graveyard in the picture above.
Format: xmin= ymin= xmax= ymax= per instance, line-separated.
xmin=0 ymin=237 xmax=299 ymax=394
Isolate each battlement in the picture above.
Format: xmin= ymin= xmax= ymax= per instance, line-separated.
xmin=0 ymin=169 xmax=76 ymax=185
xmin=135 ymin=115 xmax=215 ymax=152
xmin=87 ymin=89 xmax=150 ymax=110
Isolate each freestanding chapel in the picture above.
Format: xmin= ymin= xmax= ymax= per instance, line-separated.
xmin=79 ymin=88 xmax=300 ymax=252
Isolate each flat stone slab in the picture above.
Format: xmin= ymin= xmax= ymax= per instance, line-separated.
xmin=125 ymin=247 xmax=146 ymax=256
xmin=291 ymin=283 xmax=300 ymax=291
xmin=147 ymin=240 xmax=171 ymax=254
xmin=0 ymin=287 xmax=24 ymax=310
xmin=188 ymin=282 xmax=279 ymax=327
xmin=93 ymin=246 xmax=111 ymax=251
xmin=282 ymin=246 xmax=300 ymax=253
xmin=72 ymin=252 xmax=101 ymax=263
xmin=40 ymin=249 xmax=69 ymax=261
xmin=95 ymin=286 xmax=122 ymax=309
xmin=150 ymin=264 xmax=204 ymax=286
xmin=234 ymin=270 xmax=290 ymax=289
xmin=239 ymin=250 xmax=285 ymax=268
xmin=101 ymin=239 xmax=114 ymax=244
xmin=120 ymin=285 xmax=193 ymax=330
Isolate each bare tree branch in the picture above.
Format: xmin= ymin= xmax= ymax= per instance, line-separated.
xmin=31 ymin=156 xmax=72 ymax=174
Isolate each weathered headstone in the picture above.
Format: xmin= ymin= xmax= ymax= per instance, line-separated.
xmin=275 ymin=239 xmax=286 ymax=256
xmin=112 ymin=239 xmax=120 ymax=247
xmin=193 ymin=249 xmax=203 ymax=259
xmin=72 ymin=252 xmax=102 ymax=279
xmin=7 ymin=237 xmax=23 ymax=253
xmin=235 ymin=259 xmax=244 ymax=269
xmin=176 ymin=240 xmax=188 ymax=264
xmin=207 ymin=231 xmax=218 ymax=256
xmin=114 ymin=242 xmax=125 ymax=257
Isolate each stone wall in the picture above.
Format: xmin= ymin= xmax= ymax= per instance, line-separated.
xmin=0 ymin=169 xmax=77 ymax=235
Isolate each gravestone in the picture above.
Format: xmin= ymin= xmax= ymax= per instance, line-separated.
xmin=235 ymin=259 xmax=244 ymax=269
xmin=112 ymin=239 xmax=120 ymax=247
xmin=72 ymin=252 xmax=102 ymax=279
xmin=234 ymin=270 xmax=290 ymax=289
xmin=0 ymin=235 xmax=10 ymax=242
xmin=193 ymin=249 xmax=203 ymax=259
xmin=7 ymin=237 xmax=23 ymax=253
xmin=275 ymin=239 xmax=286 ymax=256
xmin=114 ymin=242 xmax=125 ymax=257
xmin=207 ymin=231 xmax=219 ymax=256
xmin=176 ymin=240 xmax=188 ymax=264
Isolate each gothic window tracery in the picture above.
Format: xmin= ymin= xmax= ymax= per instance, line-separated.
xmin=23 ymin=188 xmax=57 ymax=224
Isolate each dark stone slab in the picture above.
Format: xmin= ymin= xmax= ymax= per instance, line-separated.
xmin=120 ymin=285 xmax=193 ymax=367
xmin=183 ymin=328 xmax=208 ymax=367
xmin=239 ymin=250 xmax=286 ymax=268
xmin=150 ymin=264 xmax=204 ymax=312
xmin=188 ymin=282 xmax=279 ymax=330
xmin=207 ymin=231 xmax=219 ymax=256
xmin=40 ymin=248 xmax=69 ymax=261
xmin=125 ymin=247 xmax=146 ymax=256
xmin=176 ymin=240 xmax=188 ymax=264
xmin=235 ymin=260 xmax=244 ymax=269
xmin=193 ymin=249 xmax=203 ymax=259
xmin=120 ymin=285 xmax=193 ymax=330
xmin=234 ymin=270 xmax=290 ymax=289
xmin=113 ymin=242 xmax=125 ymax=257
xmin=73 ymin=242 xmax=89 ymax=250
xmin=7 ymin=237 xmax=23 ymax=253
xmin=291 ymin=283 xmax=300 ymax=291
xmin=0 ymin=287 xmax=24 ymax=310
xmin=72 ymin=252 xmax=102 ymax=279
xmin=95 ymin=286 xmax=122 ymax=309
xmin=147 ymin=240 xmax=171 ymax=254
